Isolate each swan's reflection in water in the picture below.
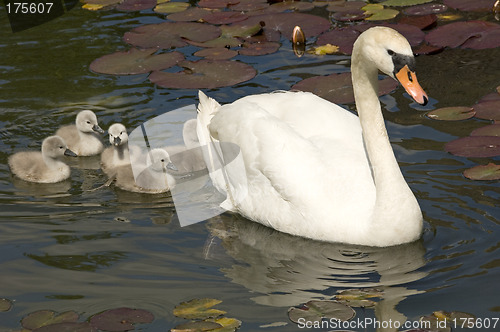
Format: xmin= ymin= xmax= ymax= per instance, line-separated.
xmin=206 ymin=215 xmax=428 ymax=331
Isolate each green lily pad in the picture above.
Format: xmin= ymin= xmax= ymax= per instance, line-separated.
xmin=292 ymin=72 xmax=398 ymax=104
xmin=288 ymin=300 xmax=355 ymax=324
xmin=194 ymin=47 xmax=238 ymax=60
xmin=381 ymin=0 xmax=433 ymax=6
xmin=365 ymin=8 xmax=400 ymax=21
xmin=173 ymin=298 xmax=226 ymax=320
xmin=464 ymin=163 xmax=500 ymax=180
xmin=22 ymin=310 xmax=79 ymax=330
xmin=154 ymin=2 xmax=189 ymax=14
xmin=207 ymin=317 xmax=242 ymax=332
xmin=472 ymin=100 xmax=500 ymax=121
xmin=239 ymin=42 xmax=280 ymax=56
xmin=445 ymin=136 xmax=500 ymax=158
xmin=124 ymin=22 xmax=221 ymax=49
xmin=335 ymin=288 xmax=383 ymax=308
xmin=89 ymin=307 xmax=154 ymax=331
xmin=33 ymin=322 xmax=93 ymax=332
xmin=150 ymin=60 xmax=256 ymax=89
xmin=426 ymin=106 xmax=475 ymax=121
xmin=90 ymin=49 xmax=184 ymax=75
xmin=0 ymin=298 xmax=12 ymax=312
xmin=471 ymin=124 xmax=500 ymax=136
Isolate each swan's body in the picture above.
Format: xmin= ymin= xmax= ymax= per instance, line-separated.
xmin=101 ymin=123 xmax=132 ymax=177
xmin=56 ymin=110 xmax=105 ymax=156
xmin=9 ymin=135 xmax=77 ymax=183
xmin=196 ymin=27 xmax=428 ymax=247
xmin=114 ymin=148 xmax=176 ymax=194
xmin=164 ymin=119 xmax=205 ymax=174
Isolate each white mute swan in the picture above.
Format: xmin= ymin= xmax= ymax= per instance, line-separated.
xmin=9 ymin=135 xmax=77 ymax=183
xmin=196 ymin=27 xmax=428 ymax=247
xmin=56 ymin=110 xmax=105 ymax=156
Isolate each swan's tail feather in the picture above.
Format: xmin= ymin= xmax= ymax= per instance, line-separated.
xmin=197 ymin=91 xmax=220 ymax=173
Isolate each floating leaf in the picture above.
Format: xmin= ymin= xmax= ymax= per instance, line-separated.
xmin=167 ymin=7 xmax=211 ymax=22
xmin=426 ymin=106 xmax=475 ymax=121
xmin=220 ymin=21 xmax=263 ymax=39
xmin=22 ymin=310 xmax=79 ymax=330
xmin=171 ymin=320 xmax=222 ymax=332
xmin=268 ymin=1 xmax=315 ymax=13
xmin=335 ymin=288 xmax=383 ymax=308
xmin=188 ymin=36 xmax=242 ymax=48
xmin=81 ymin=0 xmax=122 ymax=11
xmin=425 ymin=21 xmax=500 ymax=49
xmin=433 ymin=310 xmax=477 ymax=322
xmin=365 ymin=8 xmax=400 ymax=21
xmin=0 ymin=298 xmax=12 ymax=312
xmin=472 ymin=100 xmax=500 ymax=121
xmin=194 ymin=47 xmax=238 ymax=60
xmin=150 ymin=60 xmax=256 ymax=89
xmin=292 ymin=72 xmax=398 ymax=104
xmin=311 ymin=44 xmax=339 ymax=55
xmin=443 ymin=0 xmax=496 ymax=12
xmin=89 ymin=307 xmax=154 ymax=331
xmin=326 ymin=1 xmax=365 ymax=12
xmin=317 ymin=27 xmax=359 ymax=54
xmin=445 ymin=136 xmax=500 ymax=158
xmin=206 ymin=317 xmax=242 ymax=332
xmin=116 ymin=0 xmax=156 ymax=11
xmin=198 ymin=0 xmax=239 ymax=9
xmin=288 ymin=300 xmax=355 ymax=324
xmin=381 ymin=0 xmax=433 ymax=6
xmin=403 ymin=3 xmax=448 ymax=15
xmin=154 ymin=2 xmax=189 ymax=14
xmin=332 ymin=10 xmax=369 ymax=22
xmin=239 ymin=42 xmax=280 ymax=56
xmin=229 ymin=0 xmax=268 ymax=12
xmin=173 ymin=298 xmax=226 ymax=320
xmin=124 ymin=22 xmax=221 ymax=49
xmin=202 ymin=11 xmax=248 ymax=24
xmin=471 ymin=124 xmax=500 ymax=136
xmin=399 ymin=14 xmax=437 ymax=29
xmin=90 ymin=49 xmax=184 ymax=75
xmin=33 ymin=322 xmax=93 ymax=332
xmin=464 ymin=163 xmax=500 ymax=180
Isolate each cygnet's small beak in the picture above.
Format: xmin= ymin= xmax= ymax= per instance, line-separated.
xmin=166 ymin=162 xmax=178 ymax=171
xmin=113 ymin=136 xmax=121 ymax=146
xmin=64 ymin=148 xmax=77 ymax=157
xmin=93 ymin=124 xmax=105 ymax=134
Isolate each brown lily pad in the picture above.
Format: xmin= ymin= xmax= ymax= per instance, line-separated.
xmin=445 ymin=136 xmax=500 ymax=158
xmin=471 ymin=124 xmax=500 ymax=136
xmin=403 ymin=3 xmax=448 ymax=15
xmin=116 ymin=0 xmax=156 ymax=11
xmin=198 ymin=0 xmax=240 ymax=9
xmin=426 ymin=106 xmax=475 ymax=121
xmin=90 ymin=49 xmax=184 ymax=75
xmin=202 ymin=11 xmax=248 ymax=24
xmin=33 ymin=322 xmax=94 ymax=332
xmin=317 ymin=27 xmax=360 ymax=55
xmin=464 ymin=163 xmax=500 ymax=180
xmin=443 ymin=0 xmax=496 ymax=12
xmin=399 ymin=14 xmax=437 ymax=29
xmin=89 ymin=307 xmax=154 ymax=331
xmin=124 ymin=22 xmax=221 ymax=49
xmin=167 ymin=7 xmax=211 ymax=22
xmin=22 ymin=310 xmax=79 ymax=330
xmin=194 ymin=47 xmax=238 ymax=60
xmin=292 ymin=72 xmax=399 ymax=104
xmin=239 ymin=41 xmax=280 ymax=56
xmin=149 ymin=60 xmax=256 ymax=89
xmin=472 ymin=100 xmax=500 ymax=121
xmin=326 ymin=0 xmax=365 ymax=12
xmin=425 ymin=21 xmax=500 ymax=49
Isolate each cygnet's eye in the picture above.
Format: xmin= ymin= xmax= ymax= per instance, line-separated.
xmin=120 ymin=131 xmax=123 ymax=135
xmin=387 ymin=49 xmax=395 ymax=56
xmin=160 ymin=159 xmax=165 ymax=162
xmin=59 ymin=146 xmax=64 ymax=149
xmin=86 ymin=120 xmax=91 ymax=124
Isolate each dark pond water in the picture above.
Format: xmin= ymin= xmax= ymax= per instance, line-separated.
xmin=0 ymin=1 xmax=499 ymax=331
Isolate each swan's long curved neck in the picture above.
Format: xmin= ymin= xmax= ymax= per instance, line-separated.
xmin=351 ymin=49 xmax=421 ymax=238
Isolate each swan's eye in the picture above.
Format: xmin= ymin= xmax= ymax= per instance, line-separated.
xmin=86 ymin=121 xmax=91 ymax=124
xmin=387 ymin=49 xmax=395 ymax=56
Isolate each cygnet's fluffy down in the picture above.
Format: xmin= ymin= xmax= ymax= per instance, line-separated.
xmin=56 ymin=110 xmax=105 ymax=156
xmin=164 ymin=119 xmax=206 ymax=174
xmin=9 ymin=135 xmax=77 ymax=183
xmin=101 ymin=123 xmax=132 ymax=177
xmin=114 ymin=148 xmax=177 ymax=194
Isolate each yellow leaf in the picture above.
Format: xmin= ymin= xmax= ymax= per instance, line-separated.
xmin=173 ymin=298 xmax=226 ymax=320
xmin=313 ymin=44 xmax=339 ymax=55
xmin=82 ymin=3 xmax=105 ymax=10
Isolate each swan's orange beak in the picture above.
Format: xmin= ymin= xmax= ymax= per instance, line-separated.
xmin=395 ymin=65 xmax=428 ymax=105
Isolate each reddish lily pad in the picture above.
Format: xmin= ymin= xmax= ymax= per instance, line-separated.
xmin=229 ymin=0 xmax=268 ymax=12
xmin=479 ymin=91 xmax=500 ymax=103
xmin=239 ymin=42 xmax=280 ymax=56
xmin=403 ymin=3 xmax=448 ymax=15
xmin=89 ymin=307 xmax=154 ymax=331
xmin=464 ymin=163 xmax=500 ymax=180
xmin=332 ymin=10 xmax=369 ymax=22
xmin=381 ymin=0 xmax=433 ymax=6
xmin=124 ymin=22 xmax=221 ymax=49
xmin=90 ymin=49 xmax=184 ymax=75
xmin=425 ymin=21 xmax=500 ymax=49
xmin=268 ymin=1 xmax=315 ymax=13
xmin=292 ymin=72 xmax=399 ymax=104
xmin=198 ymin=0 xmax=240 ymax=9
xmin=326 ymin=1 xmax=365 ymax=12
xmin=317 ymin=27 xmax=360 ymax=54
xmin=194 ymin=47 xmax=238 ymax=60
xmin=473 ymin=100 xmax=500 ymax=121
xmin=202 ymin=11 xmax=248 ymax=24
xmin=471 ymin=124 xmax=500 ymax=136
xmin=188 ymin=36 xmax=242 ymax=48
xmin=399 ymin=14 xmax=437 ymax=30
xmin=33 ymin=322 xmax=93 ymax=332
xmin=167 ymin=7 xmax=212 ymax=22
xmin=22 ymin=310 xmax=79 ymax=330
xmin=426 ymin=106 xmax=475 ymax=121
xmin=443 ymin=0 xmax=496 ymax=12
xmin=149 ymin=60 xmax=256 ymax=89
xmin=445 ymin=136 xmax=500 ymax=158
xmin=288 ymin=300 xmax=355 ymax=324
xmin=115 ymin=0 xmax=156 ymax=11
xmin=220 ymin=21 xmax=263 ymax=38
